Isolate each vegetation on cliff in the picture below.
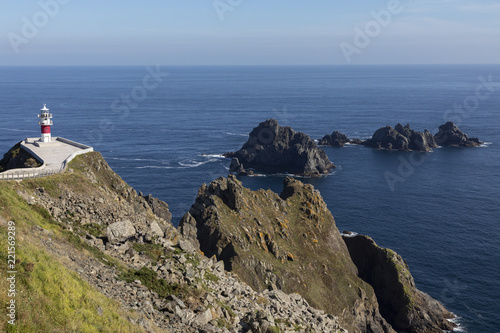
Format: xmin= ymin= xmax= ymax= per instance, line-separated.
xmin=180 ymin=175 xmax=393 ymax=332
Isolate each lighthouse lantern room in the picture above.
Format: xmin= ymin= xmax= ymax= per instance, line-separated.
xmin=38 ymin=104 xmax=53 ymax=143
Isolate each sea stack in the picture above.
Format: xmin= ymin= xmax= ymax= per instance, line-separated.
xmin=363 ymin=123 xmax=437 ymax=152
xmin=225 ymin=119 xmax=334 ymax=177
xmin=434 ymin=121 xmax=483 ymax=147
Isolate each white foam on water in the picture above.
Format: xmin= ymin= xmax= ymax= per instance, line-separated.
xmin=201 ymin=154 xmax=227 ymax=159
xmin=178 ymin=159 xmax=215 ymax=168
xmin=223 ymin=132 xmax=247 ymax=137
xmin=341 ymin=231 xmax=358 ymax=238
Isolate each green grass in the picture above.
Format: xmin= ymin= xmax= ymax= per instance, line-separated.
xmin=0 ymin=182 xmax=145 ymax=333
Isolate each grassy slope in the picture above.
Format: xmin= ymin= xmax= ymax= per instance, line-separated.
xmin=0 ymin=154 xmax=145 ymax=332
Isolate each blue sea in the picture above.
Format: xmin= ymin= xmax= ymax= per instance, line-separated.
xmin=1 ymin=65 xmax=499 ymax=332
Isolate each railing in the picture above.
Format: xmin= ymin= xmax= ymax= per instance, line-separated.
xmin=0 ymin=168 xmax=61 ymax=180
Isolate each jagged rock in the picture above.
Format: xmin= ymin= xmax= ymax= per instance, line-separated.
xmin=106 ymin=220 xmax=136 ymax=244
xmin=180 ymin=175 xmax=394 ymax=333
xmin=0 ymin=142 xmax=42 ymax=172
xmin=148 ymin=221 xmax=164 ymax=238
xmin=434 ymin=121 xmax=483 ymax=147
xmin=224 ymin=119 xmax=334 ymax=177
xmin=319 ymin=131 xmax=349 ymax=147
xmin=364 ymin=123 xmax=437 ymax=152
xmin=143 ymin=194 xmax=172 ymax=223
xmin=343 ymin=235 xmax=456 ymax=333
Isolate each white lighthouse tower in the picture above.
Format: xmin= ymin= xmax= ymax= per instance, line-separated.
xmin=38 ymin=104 xmax=53 ymax=143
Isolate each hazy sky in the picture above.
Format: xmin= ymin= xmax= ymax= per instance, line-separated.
xmin=1 ymin=0 xmax=499 ymax=65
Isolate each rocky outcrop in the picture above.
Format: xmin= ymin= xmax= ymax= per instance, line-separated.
xmin=319 ymin=131 xmax=350 ymax=147
xmin=343 ymin=235 xmax=456 ymax=333
xmin=0 ymin=142 xmax=42 ymax=172
xmin=225 ymin=119 xmax=334 ymax=177
xmin=434 ymin=121 xmax=483 ymax=147
xmin=364 ymin=124 xmax=437 ymax=152
xmin=180 ymin=175 xmax=394 ymax=333
xmin=30 ymin=151 xmax=177 ymax=247
xmin=143 ymin=193 xmax=172 ymax=223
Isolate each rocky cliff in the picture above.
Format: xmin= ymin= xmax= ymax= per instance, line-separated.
xmin=225 ymin=119 xmax=334 ymax=177
xmin=0 ymin=141 xmax=42 ymax=172
xmin=343 ymin=235 xmax=456 ymax=333
xmin=1 ymin=151 xmax=347 ymax=332
xmin=363 ymin=124 xmax=437 ymax=152
xmin=180 ymin=175 xmax=396 ymax=333
xmin=434 ymin=121 xmax=483 ymax=147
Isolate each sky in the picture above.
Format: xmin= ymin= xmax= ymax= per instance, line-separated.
xmin=0 ymin=0 xmax=499 ymax=65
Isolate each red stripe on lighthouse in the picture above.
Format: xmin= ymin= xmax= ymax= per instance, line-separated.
xmin=41 ymin=125 xmax=51 ymax=134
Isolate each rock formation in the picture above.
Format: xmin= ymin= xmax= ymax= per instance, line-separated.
xmin=434 ymin=121 xmax=483 ymax=147
xmin=225 ymin=119 xmax=334 ymax=177
xmin=363 ymin=124 xmax=437 ymax=152
xmin=343 ymin=235 xmax=456 ymax=333
xmin=0 ymin=142 xmax=42 ymax=172
xmin=319 ymin=131 xmax=350 ymax=147
xmin=180 ymin=175 xmax=397 ymax=333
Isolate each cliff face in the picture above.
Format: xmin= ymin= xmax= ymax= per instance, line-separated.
xmin=225 ymin=119 xmax=335 ymax=177
xmin=180 ymin=175 xmax=393 ymax=333
xmin=343 ymin=235 xmax=456 ymax=333
xmin=0 ymin=142 xmax=42 ymax=172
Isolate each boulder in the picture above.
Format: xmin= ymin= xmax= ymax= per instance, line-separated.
xmin=224 ymin=119 xmax=334 ymax=177
xmin=364 ymin=123 xmax=437 ymax=152
xmin=343 ymin=234 xmax=456 ymax=333
xmin=434 ymin=121 xmax=483 ymax=147
xmin=319 ymin=131 xmax=349 ymax=147
xmin=106 ymin=220 xmax=136 ymax=244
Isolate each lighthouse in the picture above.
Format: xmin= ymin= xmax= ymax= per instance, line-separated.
xmin=38 ymin=104 xmax=53 ymax=143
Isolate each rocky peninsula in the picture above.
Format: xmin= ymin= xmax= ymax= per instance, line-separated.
xmin=225 ymin=119 xmax=334 ymax=177
xmin=179 ymin=175 xmax=455 ymax=332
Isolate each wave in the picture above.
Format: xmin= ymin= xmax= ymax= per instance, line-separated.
xmin=447 ymin=315 xmax=465 ymax=332
xmin=201 ymin=154 xmax=227 ymax=159
xmin=479 ymin=142 xmax=492 ymax=148
xmin=341 ymin=231 xmax=358 ymax=238
xmin=178 ymin=159 xmax=216 ymax=168
xmin=223 ymin=132 xmax=248 ymax=137
xmin=135 ymin=165 xmax=176 ymax=169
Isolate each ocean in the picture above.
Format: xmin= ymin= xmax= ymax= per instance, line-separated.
xmin=1 ymin=65 xmax=499 ymax=332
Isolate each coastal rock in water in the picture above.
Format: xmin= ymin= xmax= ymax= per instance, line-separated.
xmin=224 ymin=119 xmax=334 ymax=177
xmin=180 ymin=175 xmax=394 ymax=333
xmin=364 ymin=124 xmax=437 ymax=152
xmin=319 ymin=131 xmax=349 ymax=147
xmin=434 ymin=121 xmax=483 ymax=147
xmin=343 ymin=234 xmax=456 ymax=333
xmin=106 ymin=220 xmax=136 ymax=244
